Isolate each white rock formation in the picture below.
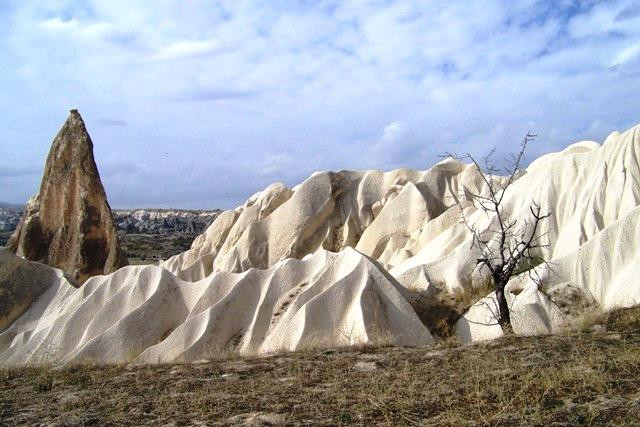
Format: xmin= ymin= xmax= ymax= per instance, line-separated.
xmin=455 ymin=283 xmax=566 ymax=344
xmin=161 ymin=162 xmax=493 ymax=284
xmin=1 ymin=123 xmax=640 ymax=365
xmin=0 ymin=248 xmax=431 ymax=365
xmin=454 ymin=126 xmax=640 ymax=341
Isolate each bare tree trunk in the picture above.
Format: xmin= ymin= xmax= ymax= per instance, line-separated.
xmin=495 ymin=282 xmax=513 ymax=335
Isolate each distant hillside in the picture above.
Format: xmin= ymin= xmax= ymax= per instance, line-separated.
xmin=111 ymin=208 xmax=221 ymax=262
xmin=0 ymin=202 xmax=23 ymax=209
xmin=112 ymin=208 xmax=221 ymax=235
xmin=0 ymin=206 xmax=23 ymax=246
xmin=0 ymin=207 xmax=220 ymax=250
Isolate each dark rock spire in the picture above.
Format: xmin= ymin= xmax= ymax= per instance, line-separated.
xmin=8 ymin=110 xmax=128 ymax=284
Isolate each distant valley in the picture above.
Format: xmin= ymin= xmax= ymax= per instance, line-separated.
xmin=0 ymin=206 xmax=22 ymax=247
xmin=112 ymin=208 xmax=221 ymax=262
xmin=0 ymin=205 xmax=220 ymax=261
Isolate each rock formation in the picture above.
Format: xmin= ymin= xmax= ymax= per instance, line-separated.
xmin=0 ymin=249 xmax=73 ymax=332
xmin=0 ymin=248 xmax=431 ymax=365
xmin=1 ymin=123 xmax=640 ymax=365
xmin=7 ymin=110 xmax=127 ymax=284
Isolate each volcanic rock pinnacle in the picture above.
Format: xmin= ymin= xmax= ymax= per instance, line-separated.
xmin=8 ymin=110 xmax=128 ymax=284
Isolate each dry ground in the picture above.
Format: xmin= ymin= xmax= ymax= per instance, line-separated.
xmin=2 ymin=308 xmax=640 ymax=426
xmin=120 ymin=233 xmax=196 ymax=264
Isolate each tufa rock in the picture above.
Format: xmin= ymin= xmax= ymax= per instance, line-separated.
xmin=7 ymin=110 xmax=127 ymax=284
xmin=0 ymin=249 xmax=72 ymax=332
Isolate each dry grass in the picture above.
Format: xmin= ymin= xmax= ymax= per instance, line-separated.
xmin=2 ymin=307 xmax=640 ymax=426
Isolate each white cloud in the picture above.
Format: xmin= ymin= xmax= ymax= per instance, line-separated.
xmin=382 ymin=121 xmax=405 ymax=141
xmin=39 ymin=17 xmax=113 ymax=39
xmin=150 ymin=39 xmax=223 ymax=61
xmin=610 ymin=42 xmax=640 ymax=67
xmin=40 ymin=17 xmax=80 ymax=31
xmin=0 ymin=1 xmax=639 ymax=208
xmin=260 ymin=153 xmax=295 ymax=177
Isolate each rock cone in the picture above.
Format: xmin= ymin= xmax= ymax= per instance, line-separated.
xmin=7 ymin=110 xmax=127 ymax=284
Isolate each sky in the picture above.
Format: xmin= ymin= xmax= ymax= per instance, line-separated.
xmin=0 ymin=1 xmax=639 ymax=209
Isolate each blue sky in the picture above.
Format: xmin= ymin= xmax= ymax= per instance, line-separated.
xmin=0 ymin=0 xmax=639 ymax=209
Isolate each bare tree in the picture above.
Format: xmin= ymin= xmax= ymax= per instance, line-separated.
xmin=446 ymin=133 xmax=551 ymax=334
